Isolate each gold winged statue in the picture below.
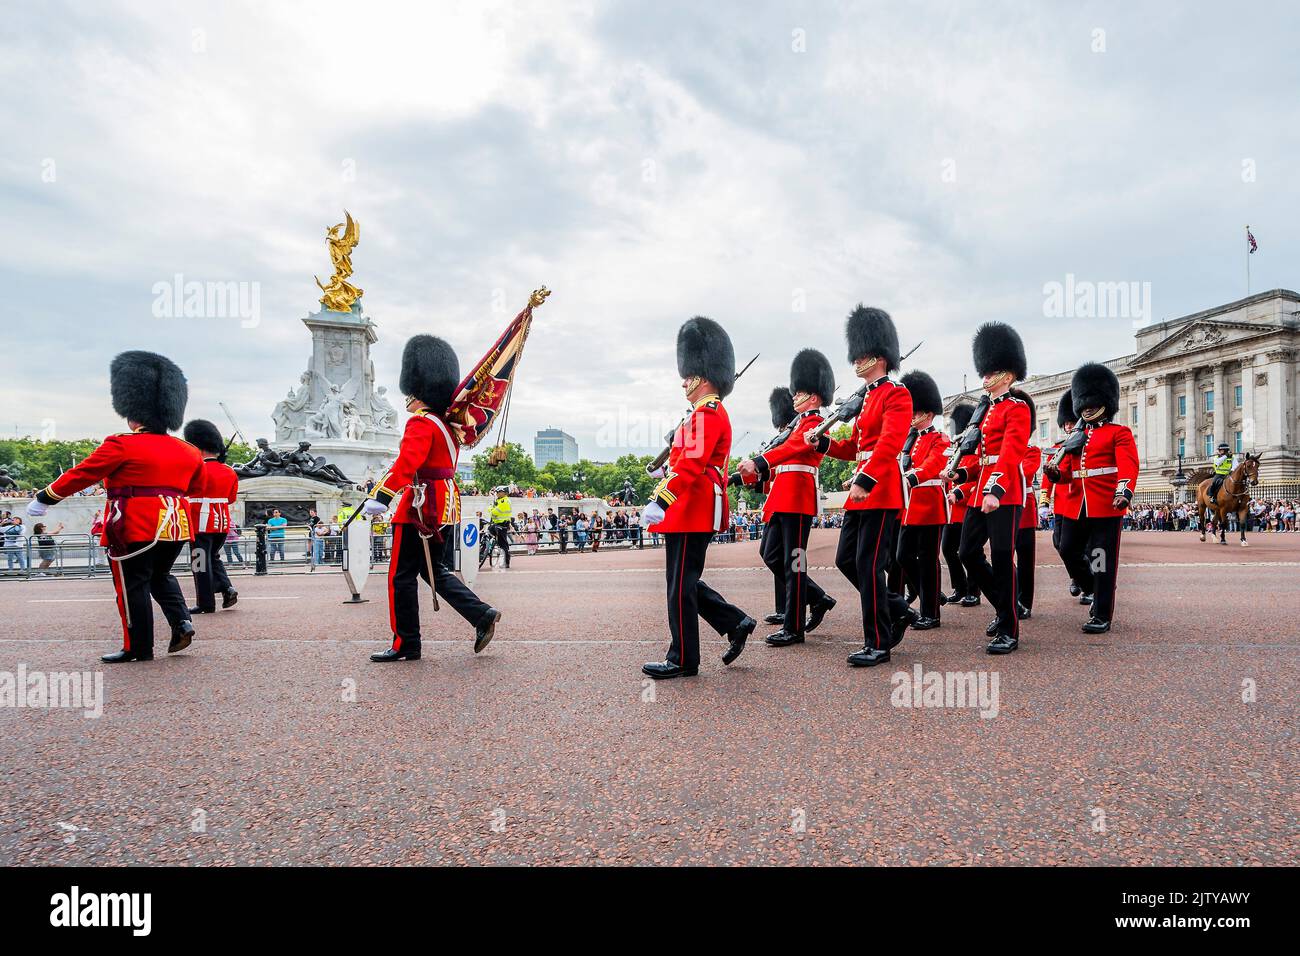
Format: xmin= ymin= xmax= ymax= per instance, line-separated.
xmin=315 ymin=210 xmax=364 ymax=312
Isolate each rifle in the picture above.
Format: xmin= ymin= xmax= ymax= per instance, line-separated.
xmin=726 ymin=413 xmax=801 ymax=487
xmin=646 ymin=352 xmax=760 ymax=476
xmin=1046 ymin=419 xmax=1087 ymax=474
xmin=806 ymin=340 xmax=924 ymax=444
xmin=942 ymin=394 xmax=992 ymax=480
xmin=899 ymin=427 xmax=920 ymax=472
xmin=217 ymin=402 xmax=250 ymax=465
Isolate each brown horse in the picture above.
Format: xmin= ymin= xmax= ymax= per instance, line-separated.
xmin=1196 ymin=453 xmax=1261 ymax=546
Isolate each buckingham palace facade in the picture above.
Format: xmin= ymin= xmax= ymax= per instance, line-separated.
xmin=944 ymin=289 xmax=1300 ymax=502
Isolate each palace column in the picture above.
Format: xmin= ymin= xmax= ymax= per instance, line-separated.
xmin=1184 ymin=368 xmax=1199 ymax=457
xmin=1156 ymin=373 xmax=1173 ymax=464
xmin=1239 ymin=355 xmax=1256 ymax=451
xmin=1212 ymin=363 xmax=1226 ymax=446
xmin=1264 ymin=350 xmax=1294 ymax=449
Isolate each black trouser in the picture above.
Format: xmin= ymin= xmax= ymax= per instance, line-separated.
xmin=1053 ymin=514 xmax=1079 ymax=591
xmin=958 ymin=504 xmax=1022 ymax=639
xmin=1015 ymin=525 xmax=1035 ymax=610
xmin=663 ymin=531 xmax=748 ymax=670
xmin=897 ymin=523 xmax=943 ymax=619
xmin=761 ymin=512 xmax=828 ymax=636
xmin=189 ymin=531 xmax=233 ymax=612
xmin=835 ymin=509 xmax=909 ymax=651
xmin=558 ymin=529 xmax=568 ymax=553
xmin=758 ymin=520 xmax=785 ymax=616
xmin=388 ymin=523 xmax=491 ymax=651
xmin=942 ymin=521 xmax=970 ymax=597
xmin=108 ymin=540 xmax=189 ymax=654
xmin=1057 ymin=514 xmax=1123 ymax=622
xmin=490 ymin=523 xmax=511 ymax=567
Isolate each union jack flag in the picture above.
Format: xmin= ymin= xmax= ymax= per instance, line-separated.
xmin=445 ymin=288 xmax=550 ymax=450
xmin=1247 ymin=227 xmax=1258 ymax=254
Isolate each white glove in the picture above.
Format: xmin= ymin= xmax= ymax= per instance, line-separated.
xmin=641 ymin=502 xmax=666 ymax=526
xmin=360 ymin=499 xmax=387 ymax=517
xmin=647 ymin=466 xmax=665 ymax=479
xmin=26 ymin=499 xmax=48 ymax=517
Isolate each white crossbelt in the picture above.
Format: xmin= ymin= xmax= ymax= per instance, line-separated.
xmin=1073 ymin=466 xmax=1118 ymax=478
xmin=774 ymin=464 xmax=818 ymax=475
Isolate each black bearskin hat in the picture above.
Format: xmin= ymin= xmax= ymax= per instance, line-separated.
xmin=110 ymin=351 xmax=187 ymax=432
xmin=1070 ymin=362 xmax=1120 ymax=420
xmin=949 ymin=402 xmax=975 ymax=434
xmin=1056 ymin=388 xmax=1075 ymax=427
xmin=789 ymin=348 xmax=835 ymax=407
xmin=845 ymin=305 xmax=901 ymax=370
xmin=900 ymin=370 xmax=943 ymax=417
xmin=971 ymin=322 xmax=1027 ymax=381
xmin=400 ymin=334 xmax=460 ymax=413
xmin=183 ymin=419 xmax=224 ymax=455
xmin=769 ymin=387 xmax=795 ymax=428
xmin=1009 ymin=387 xmax=1036 ymax=423
xmin=677 ymin=316 xmax=736 ymax=398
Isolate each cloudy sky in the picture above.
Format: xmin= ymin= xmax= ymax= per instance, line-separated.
xmin=4 ymin=0 xmax=1297 ymax=459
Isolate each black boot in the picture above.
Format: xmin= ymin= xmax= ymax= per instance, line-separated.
xmin=986 ymin=632 xmax=1018 ymax=655
xmin=958 ymin=594 xmax=981 ymax=607
xmin=847 ymin=647 xmax=890 ymax=667
xmin=764 ymin=629 xmax=804 ymax=647
xmin=168 ymin=620 xmax=195 ymax=654
xmin=371 ymin=642 xmax=421 ymax=662
xmin=102 ymin=648 xmax=153 ymax=663
xmin=1079 ymin=593 xmax=1094 ymax=605
xmin=723 ymin=616 xmax=756 ymax=665
xmin=806 ymin=595 xmax=836 ymax=633
xmin=222 ymin=588 xmax=238 ymax=609
xmin=642 ymin=661 xmax=697 ymax=679
xmin=1017 ymin=602 xmax=1031 ymax=620
xmin=1068 ymin=581 xmax=1081 ymax=597
xmin=889 ymin=607 xmax=918 ymax=649
xmin=187 ymin=606 xmax=214 ymax=615
xmin=762 ymin=611 xmax=783 ymax=625
xmin=986 ymin=616 xmax=1002 ymax=637
xmin=1081 ymin=617 xmax=1111 ymax=634
xmin=474 ymin=608 xmax=502 ymax=654
xmin=912 ymin=615 xmax=941 ymax=630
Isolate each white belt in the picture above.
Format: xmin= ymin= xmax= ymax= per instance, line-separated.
xmin=710 ymin=465 xmax=725 ymax=532
xmin=192 ymin=496 xmax=228 ymax=529
xmin=856 ymin=451 xmax=872 ymax=461
xmin=915 ymin=477 xmax=945 ymax=488
xmin=1074 ymin=466 xmax=1118 ymax=478
xmin=774 ymin=464 xmax=818 ymax=476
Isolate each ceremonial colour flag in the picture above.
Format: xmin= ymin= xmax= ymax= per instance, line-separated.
xmin=1247 ymin=227 xmax=1258 ymax=253
xmin=445 ymin=288 xmax=550 ymax=449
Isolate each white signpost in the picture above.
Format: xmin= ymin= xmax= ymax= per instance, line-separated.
xmin=457 ymin=520 xmax=479 ymax=588
xmin=341 ymin=516 xmax=373 ymax=603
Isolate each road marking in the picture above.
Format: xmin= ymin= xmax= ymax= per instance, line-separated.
xmin=26 ymin=596 xmax=302 ymax=603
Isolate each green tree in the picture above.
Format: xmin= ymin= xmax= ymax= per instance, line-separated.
xmin=0 ymin=438 xmax=105 ymax=489
xmin=817 ymin=423 xmax=854 ymax=492
xmin=471 ymin=442 xmax=536 ymax=492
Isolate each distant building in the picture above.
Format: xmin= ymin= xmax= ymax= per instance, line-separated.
xmin=943 ymin=289 xmax=1300 ymax=502
xmin=534 ymin=427 xmax=579 ymax=467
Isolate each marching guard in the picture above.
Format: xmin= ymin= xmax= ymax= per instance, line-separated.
xmin=810 ymin=306 xmax=914 ymax=667
xmin=1011 ymin=390 xmax=1041 ymax=619
xmin=1041 ymin=388 xmax=1082 ymax=596
xmin=360 ymin=335 xmax=501 ymax=662
xmin=952 ymin=323 xmax=1032 ymax=654
xmin=1042 ymin=363 xmax=1138 ymax=633
xmin=942 ymin=402 xmax=979 ymax=606
xmin=739 ymin=349 xmax=838 ymax=646
xmin=895 ymin=370 xmax=951 ymax=629
xmin=27 ymin=352 xmax=202 ymax=662
xmin=641 ymin=317 xmax=756 ymax=679
xmin=182 ymin=419 xmax=239 ymax=615
xmin=756 ymin=386 xmax=796 ymax=627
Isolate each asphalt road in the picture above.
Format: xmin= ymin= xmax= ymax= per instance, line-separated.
xmin=0 ymin=529 xmax=1295 ymax=865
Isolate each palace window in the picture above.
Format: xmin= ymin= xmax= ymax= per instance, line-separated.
xmin=1235 ymin=431 xmax=1242 ymax=454
xmin=1130 ymin=405 xmax=1138 ymax=424
xmin=1177 ymin=437 xmax=1185 ymax=457
xmin=1039 ymin=420 xmax=1047 ymax=440
xmin=1235 ymin=384 xmax=1242 ymax=408
xmin=1204 ymin=434 xmax=1214 ymax=457
xmin=1205 ymin=390 xmax=1215 ymax=412
xmin=1178 ymin=395 xmax=1187 ymax=416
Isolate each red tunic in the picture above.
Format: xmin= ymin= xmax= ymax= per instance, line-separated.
xmin=948 ymin=450 xmax=980 ymax=523
xmin=186 ymin=458 xmax=239 ymax=534
xmin=1019 ymin=444 xmax=1042 ymax=529
xmin=651 ymin=395 xmax=731 ymax=533
xmin=373 ymin=410 xmax=462 ymax=527
xmin=951 ymin=393 xmax=1032 ymax=507
xmin=38 ymin=431 xmax=203 ymax=551
xmin=753 ymin=411 xmax=823 ymax=519
xmin=1052 ymin=422 xmax=1139 ymax=520
xmin=820 ymin=377 xmax=912 ymax=511
xmin=902 ymin=427 xmax=952 ymax=526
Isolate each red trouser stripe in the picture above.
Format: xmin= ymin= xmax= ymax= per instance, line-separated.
xmin=109 ymin=558 xmax=130 ymax=650
xmin=388 ymin=523 xmax=402 ymax=650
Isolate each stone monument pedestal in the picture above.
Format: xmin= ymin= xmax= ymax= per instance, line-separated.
xmin=235 ymin=476 xmax=371 ymax=527
xmin=276 ymin=437 xmax=397 ymax=491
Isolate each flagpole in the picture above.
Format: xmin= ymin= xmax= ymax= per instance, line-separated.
xmin=1245 ymin=224 xmax=1251 ymax=296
